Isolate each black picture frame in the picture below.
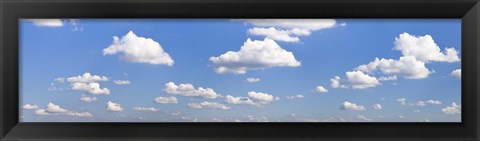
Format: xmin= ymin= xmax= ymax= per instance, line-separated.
xmin=1 ymin=0 xmax=479 ymax=141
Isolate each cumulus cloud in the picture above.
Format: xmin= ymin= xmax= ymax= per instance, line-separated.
xmin=340 ymin=101 xmax=366 ymax=111
xmin=103 ymin=31 xmax=174 ymax=66
xmin=246 ymin=77 xmax=261 ymax=83
xmin=442 ymin=102 xmax=461 ymax=115
xmin=394 ymin=32 xmax=460 ymax=63
xmin=34 ymin=103 xmax=92 ymax=117
xmin=154 ymin=96 xmax=178 ymax=104
xmin=248 ymin=27 xmax=310 ymax=42
xmin=113 ymin=80 xmax=130 ymax=85
xmin=187 ymin=102 xmax=231 ymax=110
xmin=451 ymin=69 xmax=461 ymax=79
xmin=397 ymin=98 xmax=407 ymax=105
xmin=315 ymin=86 xmax=328 ymax=93
xmin=132 ymin=107 xmax=159 ymax=112
xmin=226 ymin=91 xmax=278 ymax=106
xmin=163 ymin=82 xmax=220 ymax=99
xmin=372 ymin=104 xmax=383 ymax=110
xmin=106 ymin=101 xmax=123 ymax=112
xmin=356 ymin=57 xmax=431 ymax=79
xmin=26 ymin=19 xmax=64 ymax=27
xmin=47 ymin=102 xmax=68 ymax=113
xmin=209 ymin=38 xmax=301 ymax=74
xmin=247 ymin=91 xmax=275 ymax=102
xmin=22 ymin=104 xmax=39 ymax=110
xmin=415 ymin=99 xmax=442 ymax=106
xmin=80 ymin=95 xmax=98 ymax=102
xmin=67 ymin=73 xmax=110 ymax=95
xmin=286 ymin=94 xmax=304 ymax=99
xmin=332 ymin=71 xmax=381 ymax=89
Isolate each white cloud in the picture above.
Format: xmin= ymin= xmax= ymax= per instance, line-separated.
xmin=34 ymin=103 xmax=93 ymax=117
xmin=54 ymin=77 xmax=65 ymax=83
xmin=378 ymin=76 xmax=397 ymax=81
xmin=247 ymin=91 xmax=274 ymax=102
xmin=240 ymin=19 xmax=337 ymax=31
xmin=67 ymin=73 xmax=110 ymax=95
xmin=248 ymin=27 xmax=310 ymax=42
xmin=372 ymin=104 xmax=383 ymax=110
xmin=209 ymin=38 xmax=301 ymax=74
xmin=71 ymin=82 xmax=110 ymax=95
xmin=394 ymin=32 xmax=460 ymax=63
xmin=225 ymin=95 xmax=257 ymax=105
xmin=397 ymin=98 xmax=407 ymax=105
xmin=330 ymin=76 xmax=345 ymax=88
xmin=106 ymin=101 xmax=123 ymax=112
xmin=345 ymin=71 xmax=380 ymax=89
xmin=340 ymin=101 xmax=366 ymax=111
xmin=442 ymin=102 xmax=461 ymax=115
xmin=315 ymin=86 xmax=328 ymax=93
xmin=164 ymin=82 xmax=220 ymax=99
xmin=286 ymin=94 xmax=304 ymax=99
xmin=113 ymin=80 xmax=130 ymax=85
xmin=27 ymin=19 xmax=64 ymax=27
xmin=426 ymin=99 xmax=442 ymax=105
xmin=451 ymin=69 xmax=461 ymax=79
xmin=356 ymin=57 xmax=431 ymax=79
xmin=187 ymin=102 xmax=231 ymax=110
xmin=80 ymin=95 xmax=98 ymax=102
xmin=132 ymin=107 xmax=159 ymax=112
xmin=154 ymin=96 xmax=178 ymax=104
xmin=67 ymin=72 xmax=108 ymax=83
xmin=103 ymin=31 xmax=174 ymax=66
xmin=46 ymin=102 xmax=68 ymax=113
xmin=22 ymin=104 xmax=39 ymax=110
xmin=246 ymin=77 xmax=261 ymax=83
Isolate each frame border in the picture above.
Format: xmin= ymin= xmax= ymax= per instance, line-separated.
xmin=1 ymin=0 xmax=479 ymax=140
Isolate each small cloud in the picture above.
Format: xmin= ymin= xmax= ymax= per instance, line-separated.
xmin=286 ymin=94 xmax=304 ymax=99
xmin=397 ymin=98 xmax=407 ymax=106
xmin=22 ymin=104 xmax=39 ymax=110
xmin=164 ymin=82 xmax=220 ymax=99
xmin=113 ymin=80 xmax=130 ymax=85
xmin=80 ymin=95 xmax=98 ymax=102
xmin=372 ymin=104 xmax=382 ymax=110
xmin=451 ymin=69 xmax=461 ymax=79
xmin=442 ymin=102 xmax=461 ymax=115
xmin=154 ymin=96 xmax=178 ymax=104
xmin=106 ymin=101 xmax=123 ymax=112
xmin=340 ymin=101 xmax=365 ymax=111
xmin=187 ymin=102 xmax=231 ymax=110
xmin=132 ymin=107 xmax=159 ymax=112
xmin=246 ymin=77 xmax=261 ymax=83
xmin=315 ymin=86 xmax=328 ymax=93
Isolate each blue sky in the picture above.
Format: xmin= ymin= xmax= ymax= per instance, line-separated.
xmin=20 ymin=19 xmax=461 ymax=122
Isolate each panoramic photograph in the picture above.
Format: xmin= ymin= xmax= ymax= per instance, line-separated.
xmin=19 ymin=19 xmax=461 ymax=122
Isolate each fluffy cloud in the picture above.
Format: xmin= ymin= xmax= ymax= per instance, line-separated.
xmin=47 ymin=102 xmax=68 ymax=113
xmin=415 ymin=99 xmax=442 ymax=106
xmin=163 ymin=82 xmax=220 ymax=99
xmin=248 ymin=27 xmax=310 ymax=42
xmin=442 ymin=102 xmax=461 ymax=115
xmin=67 ymin=73 xmax=110 ymax=95
xmin=22 ymin=104 xmax=39 ymax=110
xmin=247 ymin=91 xmax=274 ymax=102
xmin=356 ymin=57 xmax=431 ymax=79
xmin=394 ymin=33 xmax=460 ymax=63
xmin=187 ymin=102 xmax=231 ymax=110
xmin=34 ymin=103 xmax=93 ymax=117
xmin=286 ymin=94 xmax=304 ymax=99
xmin=80 ymin=95 xmax=98 ymax=102
xmin=209 ymin=38 xmax=301 ymax=74
xmin=132 ymin=107 xmax=159 ymax=112
xmin=246 ymin=77 xmax=261 ymax=83
xmin=113 ymin=80 xmax=130 ymax=85
xmin=154 ymin=96 xmax=178 ymax=104
xmin=397 ymin=98 xmax=407 ymax=105
xmin=26 ymin=19 xmax=64 ymax=27
xmin=103 ymin=31 xmax=174 ymax=66
xmin=225 ymin=95 xmax=257 ymax=105
xmin=451 ymin=69 xmax=461 ymax=79
xmin=340 ymin=101 xmax=366 ymax=111
xmin=372 ymin=104 xmax=383 ymax=110
xmin=315 ymin=86 xmax=328 ymax=93
xmin=106 ymin=101 xmax=123 ymax=112
xmin=330 ymin=71 xmax=380 ymax=89
xmin=67 ymin=72 xmax=108 ymax=83
xmin=71 ymin=82 xmax=110 ymax=95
